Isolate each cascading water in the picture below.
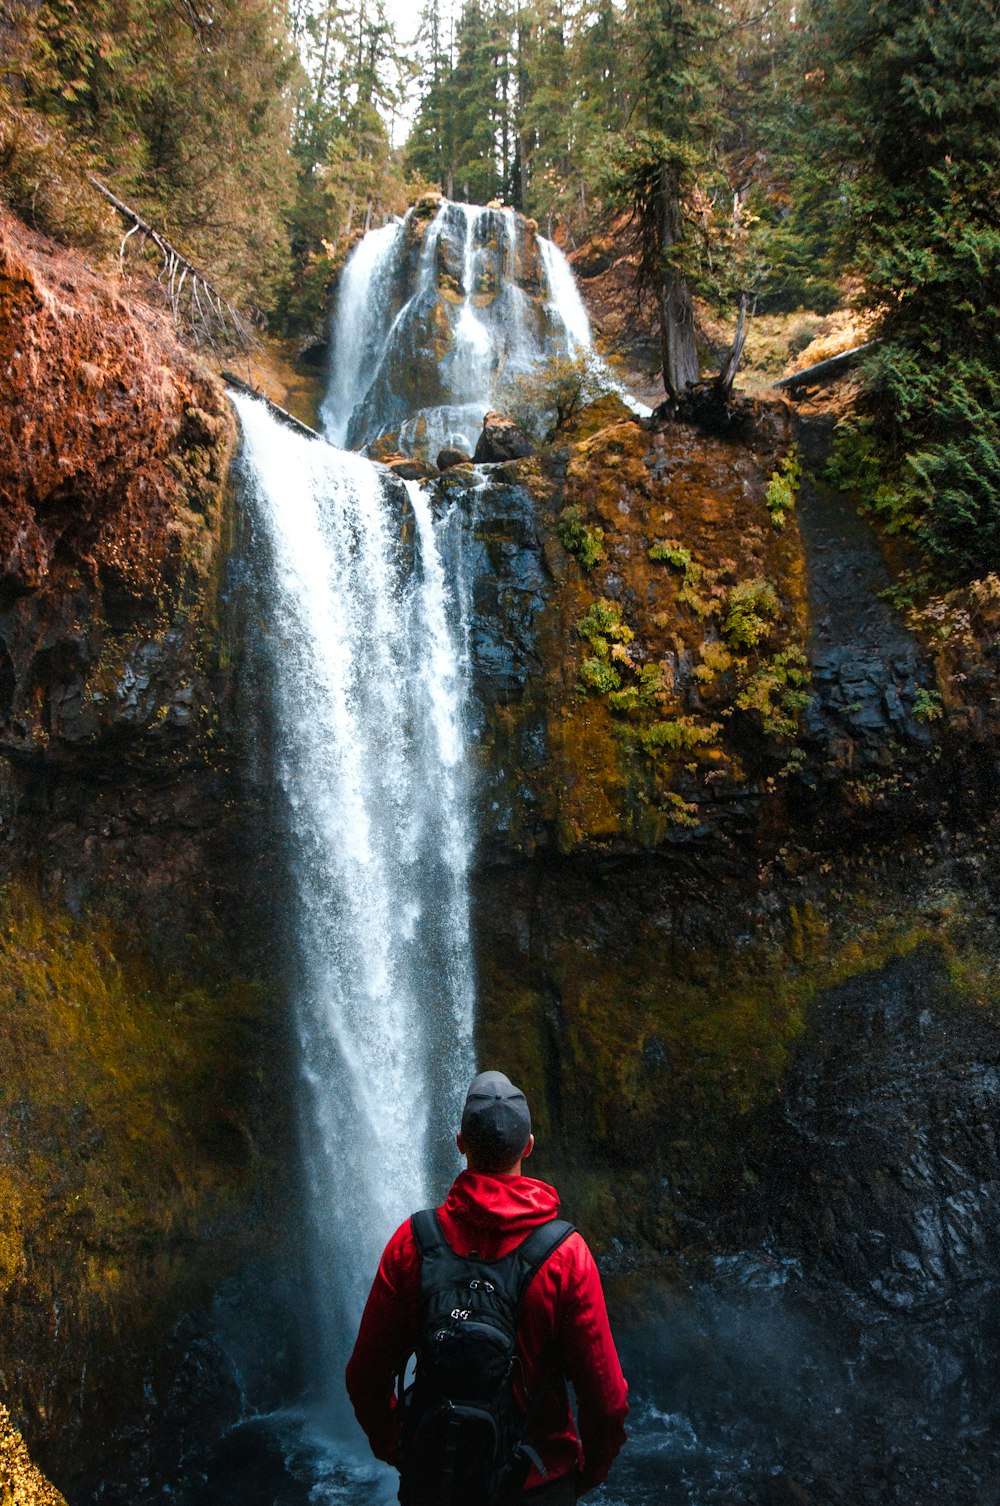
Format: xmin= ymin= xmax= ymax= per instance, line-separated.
xmin=322 ymin=198 xmax=598 ymax=460
xmin=233 ymin=390 xmax=476 ymax=1456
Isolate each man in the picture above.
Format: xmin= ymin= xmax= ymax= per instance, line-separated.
xmin=346 ymin=1070 xmax=629 ymax=1502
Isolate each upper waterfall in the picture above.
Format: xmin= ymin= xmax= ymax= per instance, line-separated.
xmin=322 ymin=197 xmax=595 ymax=460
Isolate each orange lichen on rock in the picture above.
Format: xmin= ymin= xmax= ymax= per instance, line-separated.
xmin=0 ymin=210 xmax=234 ymax=600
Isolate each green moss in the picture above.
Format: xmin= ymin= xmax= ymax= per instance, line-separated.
xmin=479 ymin=880 xmax=1000 ymax=1253
xmin=0 ymin=885 xmax=275 ymax=1312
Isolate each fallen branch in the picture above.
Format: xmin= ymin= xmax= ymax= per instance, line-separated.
xmin=221 ymin=371 xmax=325 ymax=443
xmin=86 ymin=173 xmax=258 ymax=352
xmin=773 ymin=342 xmax=877 ymax=394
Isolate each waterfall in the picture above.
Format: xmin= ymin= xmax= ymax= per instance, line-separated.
xmin=323 ymin=199 xmax=601 ymax=458
xmin=233 ymin=390 xmax=476 ymax=1437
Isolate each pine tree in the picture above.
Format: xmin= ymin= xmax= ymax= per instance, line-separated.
xmin=805 ymin=0 xmax=1000 ymax=574
xmin=12 ymin=0 xmax=297 ymax=303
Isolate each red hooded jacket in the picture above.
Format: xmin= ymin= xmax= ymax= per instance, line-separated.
xmin=345 ymin=1170 xmax=628 ymax=1493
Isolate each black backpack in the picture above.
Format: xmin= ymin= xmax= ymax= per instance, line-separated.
xmin=396 ymin=1208 xmax=575 ymax=1506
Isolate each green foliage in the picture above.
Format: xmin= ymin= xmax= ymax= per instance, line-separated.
xmin=800 ymin=0 xmax=1000 ymax=578
xmin=9 ymin=0 xmax=297 ymax=304
xmin=691 ymin=639 xmax=733 ymax=684
xmin=723 ymin=578 xmax=781 ymax=649
xmin=577 ymin=598 xmax=634 ymax=650
xmin=735 ymin=647 xmax=812 ymax=739
xmin=633 ymin=716 xmax=721 ymax=755
xmin=912 ymin=688 xmax=944 ymax=724
xmin=580 ymin=656 xmax=622 ymax=693
xmin=607 ymin=664 xmax=663 ymax=712
xmin=558 ymin=506 xmax=606 ymax=571
xmin=765 ymin=447 xmax=801 ymax=531
xmin=648 ymin=540 xmax=693 ymax=568
xmin=577 ymin=598 xmax=634 ymax=694
xmin=499 ymin=351 xmax=613 ymax=443
xmin=0 ymin=101 xmax=114 ymax=247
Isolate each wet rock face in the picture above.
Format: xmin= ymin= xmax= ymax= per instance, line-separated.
xmin=0 ymin=211 xmax=271 ymax=960
xmin=759 ymin=946 xmax=1000 ymax=1312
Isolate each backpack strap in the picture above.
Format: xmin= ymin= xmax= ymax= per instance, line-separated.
xmin=410 ymin=1208 xmax=447 ymax=1258
xmin=510 ymin=1217 xmax=575 ymax=1315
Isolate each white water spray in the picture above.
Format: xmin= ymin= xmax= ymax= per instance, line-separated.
xmin=233 ymin=391 xmax=476 ymax=1423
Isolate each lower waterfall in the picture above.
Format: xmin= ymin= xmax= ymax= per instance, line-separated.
xmin=232 ymin=391 xmax=476 ymax=1455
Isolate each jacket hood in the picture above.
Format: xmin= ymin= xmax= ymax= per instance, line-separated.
xmin=441 ymin=1170 xmax=561 ymax=1236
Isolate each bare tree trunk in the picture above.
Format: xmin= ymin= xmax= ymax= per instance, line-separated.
xmin=715 ymin=291 xmax=753 ymax=399
xmin=656 ymin=162 xmax=699 ymax=402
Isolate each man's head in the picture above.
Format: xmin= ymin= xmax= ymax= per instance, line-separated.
xmin=457 ymin=1070 xmax=534 ymax=1175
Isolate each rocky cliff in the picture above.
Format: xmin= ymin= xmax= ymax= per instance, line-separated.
xmin=0 ymin=212 xmax=298 ymax=1498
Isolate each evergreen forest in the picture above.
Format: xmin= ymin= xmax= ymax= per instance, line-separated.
xmin=2 ymin=0 xmax=999 ymax=576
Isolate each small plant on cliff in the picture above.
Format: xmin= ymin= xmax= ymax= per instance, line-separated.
xmin=912 ymin=688 xmax=945 ymax=723
xmin=559 ymin=506 xmax=606 ymax=571
xmin=627 ymin=716 xmax=722 ymax=756
xmin=765 ymin=447 xmax=802 ymax=531
xmin=723 ymin=578 xmax=781 ymax=649
xmin=577 ymin=599 xmax=634 ymax=653
xmin=577 ymin=599 xmax=634 ymax=694
xmin=607 ymin=663 xmax=663 ymax=713
xmin=648 ymin=540 xmax=694 ymax=569
xmin=692 ymin=640 xmax=733 ymax=684
xmin=735 ymin=647 xmax=813 ymax=738
xmin=580 ymin=657 xmax=622 ymax=693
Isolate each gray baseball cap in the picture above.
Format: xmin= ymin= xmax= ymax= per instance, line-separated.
xmin=461 ymin=1070 xmax=531 ymax=1165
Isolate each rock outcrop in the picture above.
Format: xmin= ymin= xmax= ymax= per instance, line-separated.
xmin=473 ymin=412 xmax=534 ymax=464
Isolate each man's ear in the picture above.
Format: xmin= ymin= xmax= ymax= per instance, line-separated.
xmin=522 ymin=1134 xmax=535 ymax=1160
xmin=456 ymin=1130 xmax=467 ymax=1156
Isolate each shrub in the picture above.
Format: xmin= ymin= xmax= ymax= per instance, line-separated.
xmin=735 ymin=647 xmax=812 ymax=738
xmin=723 ymin=578 xmax=781 ymax=649
xmin=559 ymin=506 xmax=606 ymax=571
xmin=765 ymin=447 xmax=801 ymax=531
xmin=497 ymin=351 xmax=613 ymax=441
xmin=648 ymin=540 xmax=694 ymax=569
xmin=580 ymin=657 xmax=621 ymax=694
xmin=578 ymin=599 xmax=634 ymax=650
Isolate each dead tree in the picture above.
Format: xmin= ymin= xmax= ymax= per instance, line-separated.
xmin=86 ymin=174 xmax=258 ymax=352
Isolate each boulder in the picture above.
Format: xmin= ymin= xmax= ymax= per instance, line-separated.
xmin=437 ymin=446 xmax=473 ymax=471
xmin=383 ymin=454 xmax=439 ymax=482
xmin=473 ymin=412 xmax=535 ymax=464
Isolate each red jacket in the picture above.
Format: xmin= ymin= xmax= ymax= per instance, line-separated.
xmin=345 ymin=1170 xmax=628 ymax=1493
